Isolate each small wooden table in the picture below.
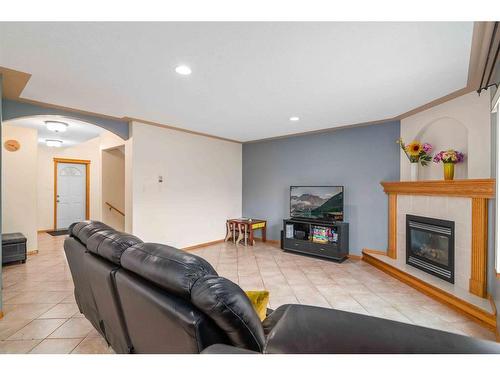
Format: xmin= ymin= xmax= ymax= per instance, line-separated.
xmin=225 ymin=219 xmax=267 ymax=246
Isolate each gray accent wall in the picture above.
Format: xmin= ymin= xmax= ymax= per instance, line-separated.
xmin=242 ymin=121 xmax=400 ymax=255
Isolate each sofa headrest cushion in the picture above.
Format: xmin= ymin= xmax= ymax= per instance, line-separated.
xmin=86 ymin=229 xmax=143 ymax=265
xmin=191 ymin=275 xmax=265 ymax=352
xmin=120 ymin=243 xmax=217 ymax=299
xmin=70 ymin=221 xmax=112 ymax=245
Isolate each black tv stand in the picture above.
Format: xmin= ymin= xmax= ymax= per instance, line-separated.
xmin=282 ymin=218 xmax=349 ymax=262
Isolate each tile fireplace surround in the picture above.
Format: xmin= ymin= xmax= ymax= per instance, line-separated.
xmin=362 ymin=179 xmax=496 ymax=329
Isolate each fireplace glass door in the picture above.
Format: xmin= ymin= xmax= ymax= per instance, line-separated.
xmin=406 ymin=215 xmax=454 ymax=283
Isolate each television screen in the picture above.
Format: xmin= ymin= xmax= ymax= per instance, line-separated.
xmin=290 ymin=186 xmax=344 ymax=221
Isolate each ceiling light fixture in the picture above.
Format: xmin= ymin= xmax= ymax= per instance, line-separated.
xmin=175 ymin=65 xmax=192 ymax=75
xmin=46 ymin=139 xmax=63 ymax=148
xmin=45 ymin=121 xmax=68 ymax=132
xmin=289 ymin=116 xmax=300 ymax=122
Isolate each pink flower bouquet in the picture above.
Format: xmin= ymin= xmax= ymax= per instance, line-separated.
xmin=433 ymin=150 xmax=465 ymax=164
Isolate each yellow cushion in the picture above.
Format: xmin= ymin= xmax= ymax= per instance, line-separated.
xmin=245 ymin=290 xmax=270 ymax=321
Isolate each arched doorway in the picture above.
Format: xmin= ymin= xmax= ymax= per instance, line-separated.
xmin=1 ymin=114 xmax=127 ymax=254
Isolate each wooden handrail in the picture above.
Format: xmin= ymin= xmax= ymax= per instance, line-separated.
xmin=105 ymin=202 xmax=125 ymax=216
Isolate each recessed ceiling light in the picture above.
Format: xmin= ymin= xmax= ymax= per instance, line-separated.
xmin=289 ymin=116 xmax=300 ymax=122
xmin=175 ymin=65 xmax=192 ymax=75
xmin=46 ymin=139 xmax=63 ymax=148
xmin=45 ymin=121 xmax=68 ymax=132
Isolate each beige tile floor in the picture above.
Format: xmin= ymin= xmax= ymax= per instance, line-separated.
xmin=0 ymin=234 xmax=113 ymax=354
xmin=193 ymin=241 xmax=497 ymax=341
xmin=0 ymin=233 xmax=496 ymax=354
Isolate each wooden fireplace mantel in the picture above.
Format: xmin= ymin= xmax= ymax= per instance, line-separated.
xmin=381 ymin=179 xmax=495 ymax=199
xmin=375 ymin=178 xmax=495 ymax=299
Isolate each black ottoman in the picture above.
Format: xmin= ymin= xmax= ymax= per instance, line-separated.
xmin=2 ymin=233 xmax=27 ymax=264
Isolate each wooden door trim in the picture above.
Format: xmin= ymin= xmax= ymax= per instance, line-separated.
xmin=54 ymin=157 xmax=91 ymax=165
xmin=53 ymin=158 xmax=91 ymax=230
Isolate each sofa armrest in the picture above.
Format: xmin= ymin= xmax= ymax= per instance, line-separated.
xmin=262 ymin=304 xmax=500 ymax=354
xmin=201 ymin=344 xmax=259 ymax=354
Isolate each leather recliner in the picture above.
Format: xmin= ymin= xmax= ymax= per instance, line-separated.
xmin=65 ymin=221 xmax=113 ymax=335
xmin=64 ymin=221 xmax=500 ymax=354
xmin=84 ymin=229 xmax=143 ymax=353
xmin=65 ymin=221 xmax=266 ymax=353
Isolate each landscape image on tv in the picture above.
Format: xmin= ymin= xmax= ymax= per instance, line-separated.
xmin=290 ymin=186 xmax=344 ymax=220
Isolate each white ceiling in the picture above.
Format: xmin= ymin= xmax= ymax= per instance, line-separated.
xmin=0 ymin=22 xmax=473 ymax=141
xmin=5 ymin=116 xmax=104 ymax=147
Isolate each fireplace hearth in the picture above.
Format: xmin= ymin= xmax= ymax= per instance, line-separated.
xmin=406 ymin=215 xmax=455 ymax=283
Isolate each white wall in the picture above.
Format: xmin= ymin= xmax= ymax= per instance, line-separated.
xmin=102 ymin=147 xmax=125 ymax=231
xmin=400 ymin=92 xmax=491 ymax=181
xmin=131 ymin=122 xmax=242 ymax=248
xmin=1 ymin=125 xmax=38 ymax=251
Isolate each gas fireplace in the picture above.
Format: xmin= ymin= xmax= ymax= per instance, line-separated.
xmin=406 ymin=215 xmax=455 ymax=283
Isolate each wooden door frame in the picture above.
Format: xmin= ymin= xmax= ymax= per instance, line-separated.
xmin=53 ymin=158 xmax=91 ymax=230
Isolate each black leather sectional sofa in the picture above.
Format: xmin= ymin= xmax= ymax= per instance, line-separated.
xmin=64 ymin=220 xmax=500 ymax=354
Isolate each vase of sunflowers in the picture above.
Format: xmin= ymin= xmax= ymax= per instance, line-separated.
xmin=397 ymin=139 xmax=433 ymax=181
xmin=433 ymin=150 xmax=464 ymax=180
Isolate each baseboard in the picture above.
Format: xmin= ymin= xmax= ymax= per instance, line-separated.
xmin=253 ymin=237 xmax=280 ymax=245
xmin=27 ymin=250 xmax=39 ymax=256
xmin=37 ymin=229 xmax=51 ymax=233
xmin=347 ymin=254 xmax=362 ymax=260
xmin=183 ymin=238 xmax=280 ymax=251
xmin=182 ymin=239 xmax=225 ymax=251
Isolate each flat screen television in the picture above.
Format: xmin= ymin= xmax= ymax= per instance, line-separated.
xmin=290 ymin=186 xmax=344 ymax=221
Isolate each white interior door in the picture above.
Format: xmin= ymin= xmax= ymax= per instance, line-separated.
xmin=56 ymin=162 xmax=87 ymax=229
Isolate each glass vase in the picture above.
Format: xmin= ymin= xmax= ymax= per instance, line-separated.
xmin=443 ymin=162 xmax=455 ymax=180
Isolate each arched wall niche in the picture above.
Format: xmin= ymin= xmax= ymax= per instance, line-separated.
xmin=399 ymin=91 xmax=491 ymax=181
xmin=414 ymin=116 xmax=468 ymax=180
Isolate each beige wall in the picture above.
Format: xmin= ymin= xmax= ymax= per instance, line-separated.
xmin=102 ymin=147 xmax=125 ymax=231
xmin=1 ymin=125 xmax=38 ymax=251
xmin=131 ymin=122 xmax=242 ymax=248
xmin=101 ymin=131 xmax=126 ymax=150
xmin=400 ymin=91 xmax=491 ymax=181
